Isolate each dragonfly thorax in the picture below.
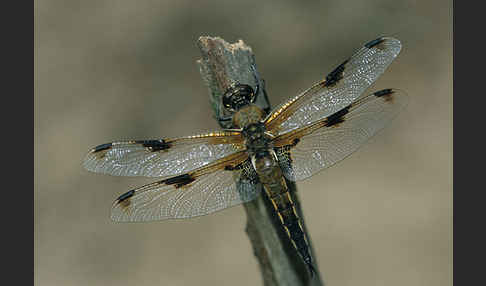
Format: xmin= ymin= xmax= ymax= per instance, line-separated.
xmin=232 ymin=104 xmax=266 ymax=128
xmin=242 ymin=121 xmax=272 ymax=153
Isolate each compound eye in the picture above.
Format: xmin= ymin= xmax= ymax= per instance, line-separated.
xmin=240 ymin=85 xmax=255 ymax=100
xmin=245 ymin=91 xmax=255 ymax=103
xmin=236 ymin=85 xmax=255 ymax=106
xmin=222 ymin=84 xmax=255 ymax=112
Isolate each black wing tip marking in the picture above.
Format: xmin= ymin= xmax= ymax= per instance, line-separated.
xmin=117 ymin=189 xmax=135 ymax=202
xmin=163 ymin=174 xmax=195 ymax=188
xmin=325 ymin=105 xmax=351 ymax=127
xmin=114 ymin=189 xmax=135 ymax=210
xmin=137 ymin=139 xmax=171 ymax=152
xmin=364 ymin=37 xmax=402 ymax=53
xmin=92 ymin=143 xmax=112 ymax=153
xmin=373 ymin=88 xmax=396 ymax=102
xmin=373 ymin=88 xmax=394 ymax=97
xmin=364 ymin=37 xmax=386 ymax=49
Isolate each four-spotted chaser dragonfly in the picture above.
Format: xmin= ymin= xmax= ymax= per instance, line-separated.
xmin=83 ymin=37 xmax=407 ymax=274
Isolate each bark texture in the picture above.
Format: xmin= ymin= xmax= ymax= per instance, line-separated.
xmin=197 ymin=36 xmax=324 ymax=286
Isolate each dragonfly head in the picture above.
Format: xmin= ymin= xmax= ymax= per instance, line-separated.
xmin=222 ymin=83 xmax=256 ymax=112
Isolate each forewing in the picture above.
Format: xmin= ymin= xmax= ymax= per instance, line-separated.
xmin=111 ymin=152 xmax=261 ymax=222
xmin=83 ymin=131 xmax=245 ymax=178
xmin=273 ymin=89 xmax=408 ymax=181
xmin=265 ymin=37 xmax=401 ymax=136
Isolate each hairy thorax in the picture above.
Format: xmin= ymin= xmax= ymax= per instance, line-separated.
xmin=232 ymin=104 xmax=280 ymax=181
xmin=232 ymin=104 xmax=266 ymax=128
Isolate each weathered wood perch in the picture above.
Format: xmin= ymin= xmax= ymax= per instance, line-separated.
xmin=197 ymin=36 xmax=324 ymax=286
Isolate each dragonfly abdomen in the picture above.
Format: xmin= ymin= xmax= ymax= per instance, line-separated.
xmin=264 ymin=181 xmax=314 ymax=275
xmin=252 ymin=150 xmax=314 ymax=274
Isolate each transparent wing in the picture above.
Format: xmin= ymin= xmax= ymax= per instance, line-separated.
xmin=273 ymin=89 xmax=408 ymax=181
xmin=83 ymin=131 xmax=245 ymax=178
xmin=111 ymin=152 xmax=262 ymax=222
xmin=265 ymin=37 xmax=402 ymax=136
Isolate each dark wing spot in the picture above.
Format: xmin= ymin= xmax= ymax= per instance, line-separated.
xmin=324 ymin=59 xmax=349 ymax=87
xmin=224 ymin=165 xmax=236 ymax=171
xmin=93 ymin=143 xmax=112 ymax=153
xmin=325 ymin=105 xmax=350 ymax=127
xmin=92 ymin=143 xmax=112 ymax=159
xmin=137 ymin=140 xmax=171 ymax=152
xmin=225 ymin=164 xmax=243 ymax=171
xmin=364 ymin=37 xmax=385 ymax=49
xmin=163 ymin=174 xmax=195 ymax=188
xmin=291 ymin=138 xmax=300 ymax=147
xmin=117 ymin=190 xmax=135 ymax=208
xmin=374 ymin=88 xmax=395 ymax=102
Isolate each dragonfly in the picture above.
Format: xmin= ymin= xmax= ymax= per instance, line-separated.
xmin=83 ymin=37 xmax=407 ymax=275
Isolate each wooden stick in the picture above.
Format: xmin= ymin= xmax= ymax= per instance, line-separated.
xmin=197 ymin=36 xmax=324 ymax=286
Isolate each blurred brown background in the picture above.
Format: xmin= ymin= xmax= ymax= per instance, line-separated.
xmin=35 ymin=0 xmax=452 ymax=285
